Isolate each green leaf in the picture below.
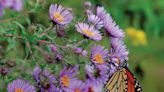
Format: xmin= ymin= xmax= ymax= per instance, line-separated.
xmin=13 ymin=21 xmax=26 ymax=37
xmin=6 ymin=38 xmax=16 ymax=51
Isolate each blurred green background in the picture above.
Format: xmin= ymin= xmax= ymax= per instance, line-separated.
xmin=0 ymin=0 xmax=164 ymax=92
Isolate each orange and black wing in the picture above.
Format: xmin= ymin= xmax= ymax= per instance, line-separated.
xmin=125 ymin=67 xmax=142 ymax=92
xmin=105 ymin=68 xmax=128 ymax=92
xmin=105 ymin=67 xmax=142 ymax=92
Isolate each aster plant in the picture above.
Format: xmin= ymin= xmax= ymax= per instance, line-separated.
xmin=0 ymin=1 xmax=142 ymax=92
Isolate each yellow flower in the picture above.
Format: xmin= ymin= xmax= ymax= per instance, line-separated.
xmin=126 ymin=27 xmax=148 ymax=46
xmin=126 ymin=27 xmax=136 ymax=37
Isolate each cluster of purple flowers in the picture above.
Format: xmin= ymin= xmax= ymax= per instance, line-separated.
xmin=0 ymin=0 xmax=23 ymax=16
xmin=7 ymin=2 xmax=129 ymax=92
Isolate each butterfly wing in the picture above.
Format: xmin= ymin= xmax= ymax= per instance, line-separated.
xmin=105 ymin=67 xmax=142 ymax=92
xmin=105 ymin=68 xmax=127 ymax=92
xmin=125 ymin=67 xmax=142 ymax=92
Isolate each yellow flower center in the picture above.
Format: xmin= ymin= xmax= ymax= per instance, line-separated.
xmin=88 ymin=87 xmax=94 ymax=92
xmin=74 ymin=89 xmax=81 ymax=92
xmin=61 ymin=75 xmax=70 ymax=87
xmin=53 ymin=12 xmax=64 ymax=23
xmin=14 ymin=88 xmax=24 ymax=92
xmin=94 ymin=54 xmax=103 ymax=64
xmin=83 ymin=29 xmax=93 ymax=37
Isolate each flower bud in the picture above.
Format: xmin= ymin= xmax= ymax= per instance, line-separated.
xmin=81 ymin=50 xmax=88 ymax=56
xmin=84 ymin=1 xmax=92 ymax=8
xmin=6 ymin=60 xmax=16 ymax=67
xmin=45 ymin=54 xmax=54 ymax=63
xmin=73 ymin=47 xmax=82 ymax=54
xmin=55 ymin=54 xmax=64 ymax=62
xmin=49 ymin=44 xmax=57 ymax=53
xmin=85 ymin=9 xmax=92 ymax=15
xmin=43 ymin=81 xmax=50 ymax=89
xmin=57 ymin=29 xmax=66 ymax=37
xmin=0 ymin=67 xmax=9 ymax=76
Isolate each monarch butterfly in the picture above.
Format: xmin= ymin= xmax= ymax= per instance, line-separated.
xmin=105 ymin=61 xmax=143 ymax=92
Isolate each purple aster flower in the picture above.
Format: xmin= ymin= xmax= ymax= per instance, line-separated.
xmin=85 ymin=78 xmax=104 ymax=92
xmin=49 ymin=4 xmax=73 ymax=25
xmin=109 ymin=63 xmax=117 ymax=77
xmin=96 ymin=6 xmax=107 ymax=20
xmin=73 ymin=47 xmax=88 ymax=57
xmin=43 ymin=68 xmax=51 ymax=77
xmin=59 ymin=66 xmax=79 ymax=91
xmin=85 ymin=64 xmax=95 ymax=78
xmin=39 ymin=75 xmax=56 ymax=92
xmin=33 ymin=66 xmax=58 ymax=92
xmin=109 ymin=37 xmax=129 ymax=67
xmin=48 ymin=74 xmax=56 ymax=84
xmin=85 ymin=64 xmax=109 ymax=84
xmin=104 ymin=14 xmax=125 ymax=38
xmin=91 ymin=45 xmax=108 ymax=65
xmin=65 ymin=80 xmax=86 ymax=92
xmin=41 ymin=83 xmax=59 ymax=92
xmin=33 ymin=66 xmax=42 ymax=86
xmin=11 ymin=0 xmax=23 ymax=11
xmin=7 ymin=79 xmax=35 ymax=92
xmin=75 ymin=23 xmax=102 ymax=41
xmin=0 ymin=0 xmax=23 ymax=11
xmin=73 ymin=47 xmax=82 ymax=54
xmin=49 ymin=44 xmax=57 ymax=53
xmin=85 ymin=9 xmax=92 ymax=15
xmin=32 ymin=65 xmax=42 ymax=87
xmin=0 ymin=0 xmax=12 ymax=8
xmin=33 ymin=66 xmax=55 ymax=83
xmin=55 ymin=87 xmax=63 ymax=92
xmin=84 ymin=1 xmax=92 ymax=8
xmin=0 ymin=4 xmax=3 ymax=16
xmin=96 ymin=7 xmax=124 ymax=38
xmin=81 ymin=50 xmax=88 ymax=57
xmin=94 ymin=64 xmax=110 ymax=84
xmin=87 ymin=14 xmax=104 ymax=29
